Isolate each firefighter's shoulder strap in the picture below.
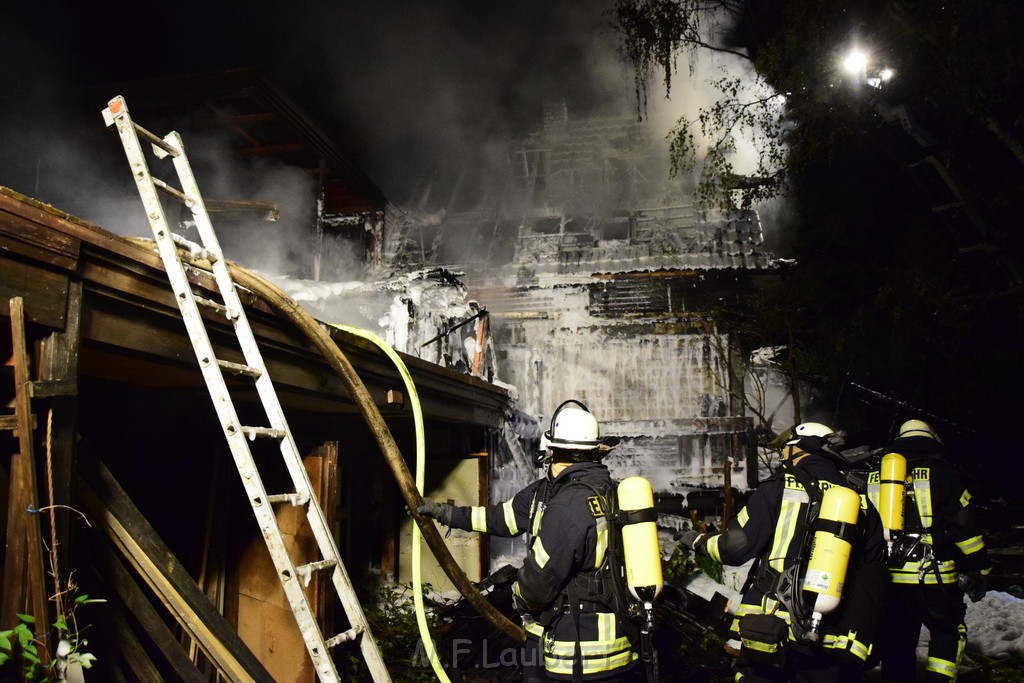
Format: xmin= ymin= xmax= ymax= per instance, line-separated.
xmin=751 ymin=461 xmax=823 ymax=621
xmin=780 ymin=460 xmax=823 ymax=544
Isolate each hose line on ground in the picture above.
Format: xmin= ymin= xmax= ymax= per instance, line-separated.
xmin=328 ymin=324 xmax=451 ymax=683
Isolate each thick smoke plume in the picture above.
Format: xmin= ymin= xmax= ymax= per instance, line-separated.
xmin=0 ymin=1 xmax=776 ymax=276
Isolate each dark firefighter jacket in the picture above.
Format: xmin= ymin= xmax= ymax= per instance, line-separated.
xmin=866 ymin=436 xmax=990 ymax=585
xmin=697 ymin=452 xmax=886 ymax=664
xmin=448 ymin=460 xmax=638 ymax=679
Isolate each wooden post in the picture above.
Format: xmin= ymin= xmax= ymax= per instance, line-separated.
xmin=722 ymin=457 xmax=733 ymax=528
xmin=1 ymin=297 xmax=49 ymax=636
xmin=38 ymin=281 xmax=83 ymax=600
xmin=471 ymin=312 xmax=489 ymax=378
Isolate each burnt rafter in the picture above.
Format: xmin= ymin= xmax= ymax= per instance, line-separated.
xmin=105 ymin=69 xmax=387 ymax=215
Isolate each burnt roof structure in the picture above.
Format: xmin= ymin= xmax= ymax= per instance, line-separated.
xmin=105 ymin=68 xmax=387 ymax=215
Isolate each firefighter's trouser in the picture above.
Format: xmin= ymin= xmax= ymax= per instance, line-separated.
xmin=521 ymin=632 xmax=642 ymax=682
xmin=877 ymin=584 xmax=967 ymax=682
xmin=735 ymin=641 xmax=845 ymax=683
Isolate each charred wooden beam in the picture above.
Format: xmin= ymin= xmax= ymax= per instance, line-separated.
xmin=39 ymin=280 xmax=83 ymax=590
xmin=76 ymin=451 xmax=273 ymax=683
xmin=203 ymin=198 xmax=280 ymax=222
xmin=89 ymin=539 xmax=206 ymax=683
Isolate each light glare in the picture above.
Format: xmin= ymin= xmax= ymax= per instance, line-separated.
xmin=843 ymin=49 xmax=869 ymax=75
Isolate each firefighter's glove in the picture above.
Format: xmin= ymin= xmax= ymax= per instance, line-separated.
xmin=416 ymin=499 xmax=454 ymax=527
xmin=957 ymin=572 xmax=987 ymax=603
xmin=675 ymin=529 xmax=706 ymax=554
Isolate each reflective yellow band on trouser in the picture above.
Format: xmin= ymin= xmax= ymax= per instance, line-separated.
xmin=926 ymin=657 xmax=959 ymax=680
xmin=925 ymin=623 xmax=967 ymax=680
xmin=542 ymin=634 xmax=638 ymax=675
xmin=822 ymin=632 xmax=872 ymax=662
xmin=955 ymin=534 xmax=985 ymax=555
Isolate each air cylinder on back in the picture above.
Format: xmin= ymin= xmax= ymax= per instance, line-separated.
xmin=878 ymin=452 xmax=908 ymax=544
xmin=801 ymin=485 xmax=861 ymax=634
xmin=617 ymin=476 xmax=663 ymax=603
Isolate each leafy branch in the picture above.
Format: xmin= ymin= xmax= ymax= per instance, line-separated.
xmin=667 ymin=73 xmax=789 ymax=209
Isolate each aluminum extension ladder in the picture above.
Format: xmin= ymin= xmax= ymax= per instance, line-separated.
xmin=102 ymin=96 xmax=391 ymax=683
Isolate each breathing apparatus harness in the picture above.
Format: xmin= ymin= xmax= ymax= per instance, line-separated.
xmin=527 ymin=400 xmax=658 ymax=682
xmin=535 ymin=475 xmax=660 ymax=683
xmin=748 ymin=456 xmax=864 ymax=648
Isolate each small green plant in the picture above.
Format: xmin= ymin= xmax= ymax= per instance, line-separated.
xmin=0 ymin=593 xmax=104 ymax=681
xmin=347 ymin=580 xmax=451 ymax=683
xmin=663 ymin=547 xmax=724 ymax=585
xmin=0 ymin=614 xmax=42 ymax=679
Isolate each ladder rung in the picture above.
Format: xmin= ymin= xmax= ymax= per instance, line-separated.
xmin=172 ymin=234 xmax=222 ymax=264
xmin=297 ymin=559 xmax=338 ymax=585
xmin=129 ymin=119 xmax=181 ymax=158
xmin=195 ymin=295 xmax=240 ymax=320
xmin=152 ymin=177 xmax=192 ymax=206
xmin=240 ymin=426 xmax=286 ymax=440
xmin=217 ymin=359 xmax=262 ymax=378
xmin=325 ymin=626 xmax=363 ymax=649
xmin=266 ymin=492 xmax=310 ymax=506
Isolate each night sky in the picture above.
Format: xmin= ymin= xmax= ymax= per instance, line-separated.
xmin=0 ymin=1 xmax=637 ymax=208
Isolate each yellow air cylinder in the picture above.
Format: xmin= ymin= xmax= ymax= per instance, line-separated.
xmin=801 ymin=485 xmax=861 ymax=618
xmin=617 ymin=476 xmax=663 ymax=602
xmin=878 ymin=452 xmax=907 ymax=543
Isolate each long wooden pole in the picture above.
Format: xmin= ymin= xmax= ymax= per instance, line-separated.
xmin=1 ymin=298 xmax=49 ymax=636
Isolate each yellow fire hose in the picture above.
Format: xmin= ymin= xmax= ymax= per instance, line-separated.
xmin=328 ymin=324 xmax=450 ymax=682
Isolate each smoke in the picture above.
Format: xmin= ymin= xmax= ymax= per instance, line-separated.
xmin=0 ymin=0 xmax=781 ymax=261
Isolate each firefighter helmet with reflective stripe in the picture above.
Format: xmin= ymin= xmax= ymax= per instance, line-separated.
xmin=898 ymin=419 xmax=940 ymax=441
xmin=542 ymin=399 xmax=619 ymax=453
xmin=785 ymin=422 xmax=841 ymax=453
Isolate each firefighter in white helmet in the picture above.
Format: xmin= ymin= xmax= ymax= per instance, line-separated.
xmin=418 ymin=400 xmax=642 ymax=681
xmin=868 ymin=419 xmax=991 ymax=682
xmin=678 ymin=422 xmax=887 ymax=682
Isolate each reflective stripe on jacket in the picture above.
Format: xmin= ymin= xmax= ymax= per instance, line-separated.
xmin=866 ymin=438 xmax=990 ymax=585
xmin=450 ymin=460 xmax=638 ymax=678
xmin=701 ymin=452 xmax=884 ymax=662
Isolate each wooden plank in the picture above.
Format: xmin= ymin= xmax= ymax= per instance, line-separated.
xmin=40 ymin=281 xmax=82 ymax=584
xmin=0 ymin=189 xmax=156 ymax=269
xmin=235 ymin=446 xmax=337 ymax=683
xmin=76 ymin=451 xmax=273 ymax=683
xmin=0 ymin=207 xmax=80 ymax=270
xmin=1 ymin=298 xmax=49 ymax=634
xmin=310 ymin=442 xmax=338 ymax=627
xmin=90 ymin=540 xmax=205 ymax=683
xmin=0 ymin=255 xmax=69 ymax=329
xmin=97 ymin=598 xmax=167 ymax=683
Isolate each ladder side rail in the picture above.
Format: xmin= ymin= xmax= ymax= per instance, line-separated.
xmin=161 ymin=134 xmax=351 ymax=683
xmin=165 ymin=133 xmax=391 ymax=681
xmin=166 ymin=134 xmax=345 ymax=543
xmin=107 ymin=107 xmax=345 ymax=683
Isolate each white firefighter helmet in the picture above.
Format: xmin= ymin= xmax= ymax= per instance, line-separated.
xmin=543 ymin=400 xmax=619 ymax=452
xmin=784 ymin=422 xmax=839 ymax=452
xmin=898 ymin=419 xmax=941 ymax=441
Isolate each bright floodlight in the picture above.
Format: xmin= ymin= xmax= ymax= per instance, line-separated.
xmin=880 ymin=67 xmax=895 ymax=81
xmin=843 ymin=49 xmax=869 ymax=75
